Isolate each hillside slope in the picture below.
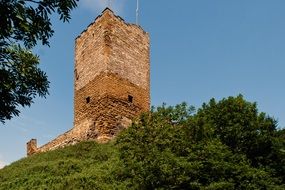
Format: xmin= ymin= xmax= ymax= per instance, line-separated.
xmin=0 ymin=141 xmax=128 ymax=190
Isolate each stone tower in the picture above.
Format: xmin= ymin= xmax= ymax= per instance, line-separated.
xmin=73 ymin=8 xmax=150 ymax=142
xmin=26 ymin=8 xmax=150 ymax=156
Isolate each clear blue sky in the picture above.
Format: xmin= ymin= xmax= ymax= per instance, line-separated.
xmin=1 ymin=0 xmax=285 ymax=168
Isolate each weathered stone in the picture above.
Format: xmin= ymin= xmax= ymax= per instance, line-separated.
xmin=27 ymin=139 xmax=37 ymax=156
xmin=26 ymin=8 xmax=150 ymax=156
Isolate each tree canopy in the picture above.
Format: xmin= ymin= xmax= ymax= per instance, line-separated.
xmin=117 ymin=95 xmax=285 ymax=189
xmin=0 ymin=0 xmax=78 ymax=123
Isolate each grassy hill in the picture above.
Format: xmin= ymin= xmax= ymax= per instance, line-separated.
xmin=0 ymin=141 xmax=128 ymax=190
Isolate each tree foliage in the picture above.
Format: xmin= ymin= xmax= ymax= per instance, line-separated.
xmin=117 ymin=95 xmax=285 ymax=189
xmin=194 ymin=95 xmax=285 ymax=181
xmin=0 ymin=0 xmax=78 ymax=123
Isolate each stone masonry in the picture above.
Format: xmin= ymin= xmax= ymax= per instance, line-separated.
xmin=27 ymin=8 xmax=150 ymax=156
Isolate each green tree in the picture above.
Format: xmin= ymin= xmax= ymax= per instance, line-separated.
xmin=194 ymin=95 xmax=285 ymax=182
xmin=117 ymin=101 xmax=284 ymax=189
xmin=0 ymin=0 xmax=78 ymax=123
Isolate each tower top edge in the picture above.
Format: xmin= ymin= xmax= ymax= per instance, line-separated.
xmin=75 ymin=7 xmax=148 ymax=41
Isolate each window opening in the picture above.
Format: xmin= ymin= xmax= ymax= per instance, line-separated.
xmin=128 ymin=95 xmax=133 ymax=103
xmin=86 ymin=97 xmax=91 ymax=103
xmin=75 ymin=69 xmax=79 ymax=80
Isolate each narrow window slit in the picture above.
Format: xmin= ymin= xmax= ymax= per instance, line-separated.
xmin=128 ymin=95 xmax=133 ymax=103
xmin=75 ymin=69 xmax=79 ymax=80
xmin=86 ymin=97 xmax=90 ymax=103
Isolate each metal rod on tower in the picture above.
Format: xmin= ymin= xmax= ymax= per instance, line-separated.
xmin=136 ymin=0 xmax=139 ymax=25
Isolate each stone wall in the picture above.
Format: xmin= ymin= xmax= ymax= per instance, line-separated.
xmin=74 ymin=8 xmax=150 ymax=91
xmin=31 ymin=96 xmax=135 ymax=154
xmin=27 ymin=139 xmax=37 ymax=156
xmin=74 ymin=8 xmax=150 ymax=133
xmin=74 ymin=72 xmax=149 ymax=126
xmin=106 ymin=12 xmax=150 ymax=90
xmin=36 ymin=119 xmax=94 ymax=153
xmin=74 ymin=15 xmax=107 ymax=91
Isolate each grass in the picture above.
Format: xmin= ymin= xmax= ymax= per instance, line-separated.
xmin=0 ymin=141 xmax=129 ymax=190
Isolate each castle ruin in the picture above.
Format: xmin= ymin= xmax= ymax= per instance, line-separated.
xmin=27 ymin=8 xmax=150 ymax=156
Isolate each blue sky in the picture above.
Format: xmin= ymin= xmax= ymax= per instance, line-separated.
xmin=1 ymin=0 xmax=285 ymax=168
